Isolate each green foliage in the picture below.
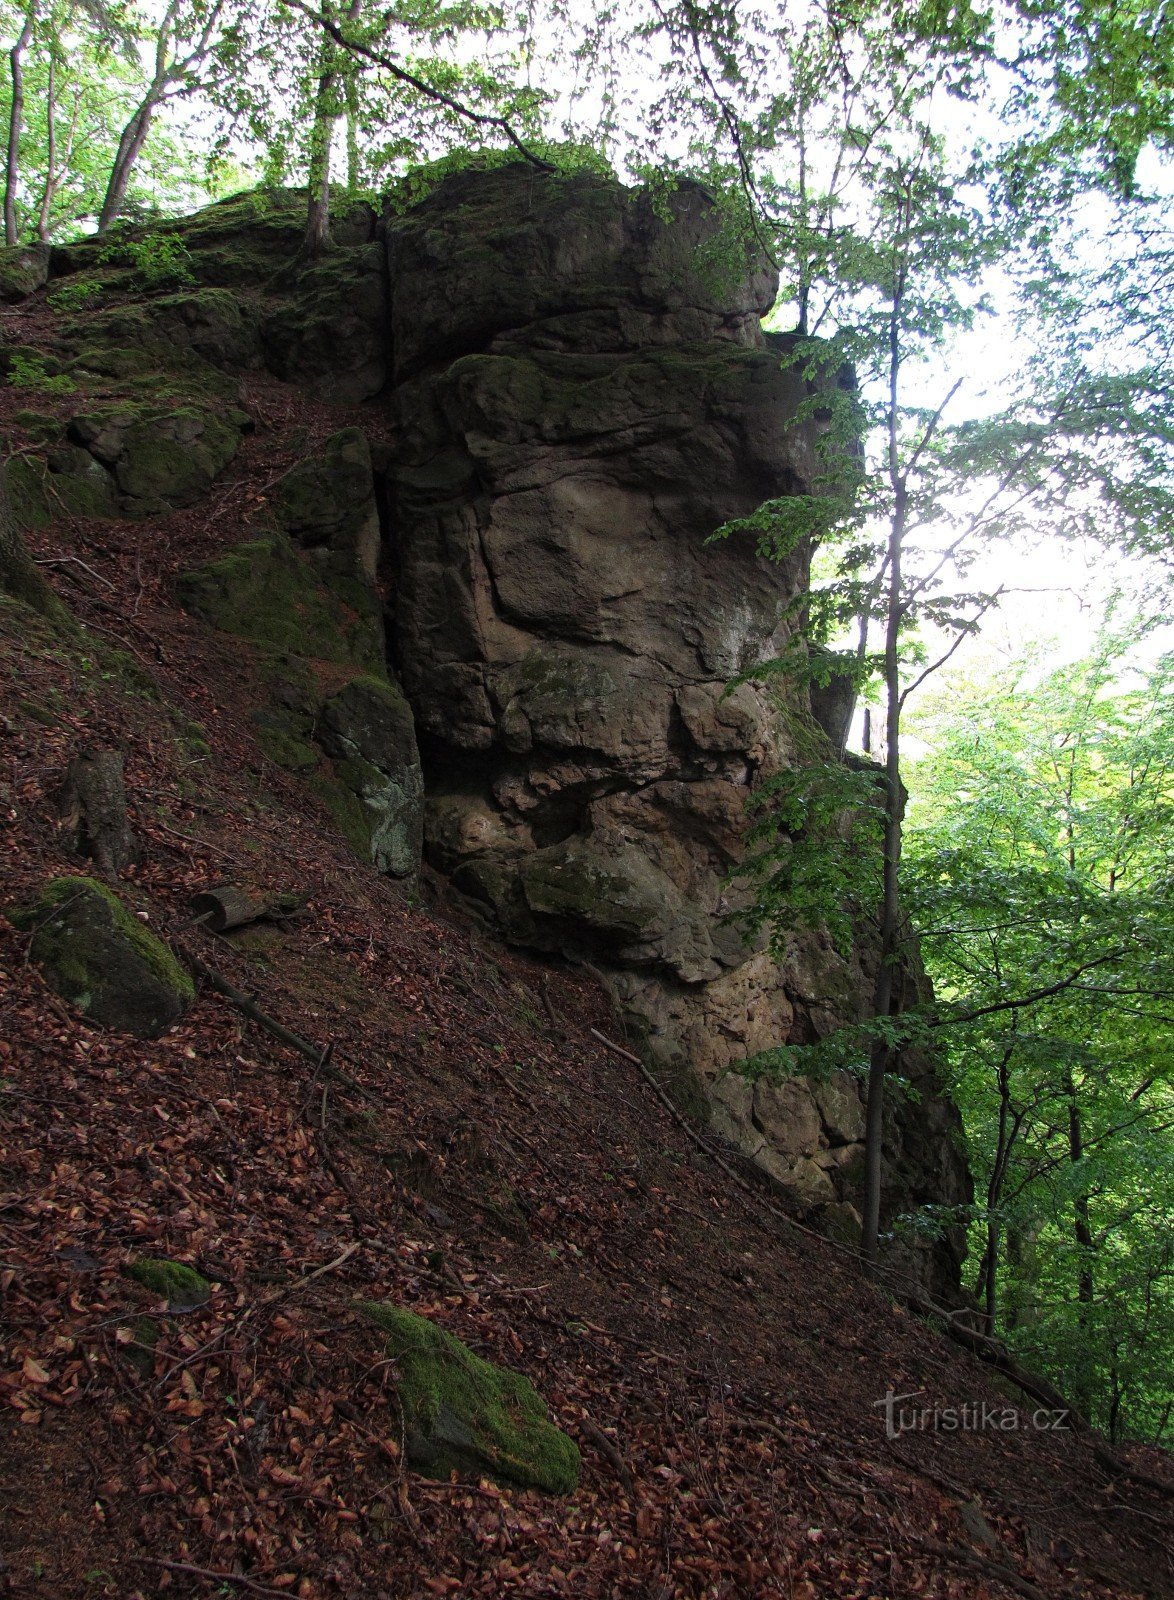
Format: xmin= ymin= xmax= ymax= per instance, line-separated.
xmin=6 ymin=351 xmax=76 ymax=394
xmin=389 ymin=139 xmax=616 ymax=213
xmin=737 ymin=757 xmax=885 ymax=956
xmin=98 ymin=230 xmax=195 ymax=290
xmin=905 ymin=641 xmax=1174 ymax=1441
xmin=47 ymin=277 xmax=104 ymax=313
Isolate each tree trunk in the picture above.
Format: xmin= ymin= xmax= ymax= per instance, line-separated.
xmin=35 ymin=52 xmax=56 ymax=241
xmin=861 ymin=460 xmax=907 ymax=1259
xmin=0 ymin=460 xmax=74 ymax=627
xmin=5 ymin=1 xmax=36 ymax=246
xmin=188 ymin=885 xmax=290 ymax=932
xmin=301 ymin=0 xmax=361 ymax=259
xmin=97 ymin=100 xmax=157 ymax=234
xmin=57 ymin=749 xmax=139 ymax=878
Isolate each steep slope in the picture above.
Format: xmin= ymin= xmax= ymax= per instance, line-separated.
xmin=1 ymin=188 xmax=1172 ymax=1600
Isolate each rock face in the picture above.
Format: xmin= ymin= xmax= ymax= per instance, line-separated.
xmin=383 ymin=167 xmax=969 ymax=1285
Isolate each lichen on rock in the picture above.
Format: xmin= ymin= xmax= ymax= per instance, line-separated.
xmin=357 ymin=1302 xmax=581 ymax=1494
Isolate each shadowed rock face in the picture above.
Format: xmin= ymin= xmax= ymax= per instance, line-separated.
xmin=384 ymin=165 xmax=970 ymax=1289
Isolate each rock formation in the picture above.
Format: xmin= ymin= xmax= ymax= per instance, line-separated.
xmin=382 ymin=167 xmax=969 ymax=1282
xmin=7 ymin=167 xmax=970 ymax=1287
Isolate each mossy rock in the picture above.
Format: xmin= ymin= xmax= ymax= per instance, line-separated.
xmin=0 ymin=242 xmax=49 ymax=301
xmin=303 ymin=767 xmax=373 ymax=858
xmin=252 ymin=705 xmax=320 ymax=772
xmin=358 ymin=1303 xmax=580 ymax=1494
xmin=115 ymin=406 xmax=241 ymax=509
xmin=122 ymin=1315 xmax=162 ymax=1376
xmin=318 ymin=675 xmax=424 ymax=877
xmin=260 ymin=244 xmax=388 ymax=404
xmin=177 ymin=532 xmax=382 ymax=669
xmin=45 ymin=446 xmax=119 ymax=517
xmin=67 ymin=400 xmax=243 ymax=512
xmin=11 ymin=876 xmax=194 ymax=1038
xmin=123 ymin=1258 xmax=211 ymax=1310
xmin=273 ymin=427 xmax=374 ymax=541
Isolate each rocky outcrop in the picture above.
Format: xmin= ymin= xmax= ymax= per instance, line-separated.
xmin=382 ymin=166 xmax=969 ymax=1283
xmin=7 ymin=169 xmax=968 ymax=1281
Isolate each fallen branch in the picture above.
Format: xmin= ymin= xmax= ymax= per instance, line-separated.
xmin=135 ymin=1557 xmax=293 ymax=1597
xmin=578 ymin=1413 xmax=634 ymax=1493
xmin=585 ymin=1026 xmax=1155 ymax=1479
xmin=910 ymin=1534 xmax=1046 ymax=1600
xmin=179 ymin=947 xmax=372 ymax=1101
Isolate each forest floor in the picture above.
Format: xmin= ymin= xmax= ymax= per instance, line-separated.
xmin=2 ymin=304 xmax=1173 ymax=1600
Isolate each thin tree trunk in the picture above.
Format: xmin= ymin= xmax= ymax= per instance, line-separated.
xmin=5 ymin=0 xmax=36 ymax=245
xmin=35 ymin=51 xmax=55 ymax=240
xmin=97 ymin=0 xmax=179 ymax=234
xmin=302 ymin=0 xmax=360 ymax=259
xmin=98 ymin=99 xmax=156 ymax=233
xmin=344 ymin=76 xmax=360 ymax=191
xmin=861 ymin=259 xmax=909 ymax=1262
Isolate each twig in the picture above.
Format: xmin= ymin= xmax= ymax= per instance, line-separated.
xmin=909 ymin=1535 xmax=1046 ymax=1600
xmin=134 ymin=1557 xmax=292 ymax=1596
xmin=180 ymin=948 xmax=372 ymax=1101
xmin=157 ymin=1241 xmax=359 ymax=1383
xmin=578 ymin=1413 xmax=634 ymax=1493
xmin=34 ymin=553 xmax=116 ymax=590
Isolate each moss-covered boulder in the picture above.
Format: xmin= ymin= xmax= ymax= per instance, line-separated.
xmin=358 ymin=1303 xmax=580 ymax=1494
xmin=12 ymin=876 xmax=194 ymax=1037
xmin=63 ymin=288 xmax=260 ymax=371
xmin=318 ymin=675 xmax=423 ymax=877
xmin=123 ymin=1258 xmax=211 ymax=1311
xmin=0 ymin=242 xmax=49 ymax=301
xmin=67 ymin=402 xmax=242 ymax=514
xmin=176 ymin=532 xmax=382 ymax=669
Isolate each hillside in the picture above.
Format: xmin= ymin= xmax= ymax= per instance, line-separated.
xmin=1 ymin=179 xmax=1172 ymax=1599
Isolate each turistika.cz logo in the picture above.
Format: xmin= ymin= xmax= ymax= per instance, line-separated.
xmin=873 ymin=1388 xmax=1070 ymax=1439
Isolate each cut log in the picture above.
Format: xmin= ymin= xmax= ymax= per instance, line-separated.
xmin=187 ymin=886 xmax=303 ymax=933
xmin=57 ymin=749 xmax=139 ymax=878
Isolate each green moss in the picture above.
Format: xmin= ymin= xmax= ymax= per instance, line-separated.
xmin=304 ymin=768 xmax=372 ymax=857
xmin=177 ymin=533 xmax=382 ymax=668
xmin=123 ymin=1258 xmax=210 ymax=1307
xmin=253 ymin=708 xmax=319 ymax=772
xmin=6 ymin=453 xmax=52 ymax=527
xmin=357 ymin=1303 xmax=580 ymax=1494
xmin=123 ymin=1315 xmax=161 ymax=1375
xmin=16 ymin=697 xmax=60 ymax=726
xmin=12 ymin=876 xmax=194 ymax=1037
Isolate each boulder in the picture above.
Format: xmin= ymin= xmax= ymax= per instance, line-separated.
xmin=12 ymin=876 xmax=194 ymax=1037
xmin=273 ymin=427 xmax=381 ymax=581
xmin=358 ymin=1303 xmax=580 ymax=1493
xmin=0 ymin=242 xmax=49 ymax=301
xmin=68 ymin=402 xmax=243 ymax=514
xmin=177 ymin=533 xmax=383 ymax=671
xmin=261 ymin=244 xmax=387 ymax=403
